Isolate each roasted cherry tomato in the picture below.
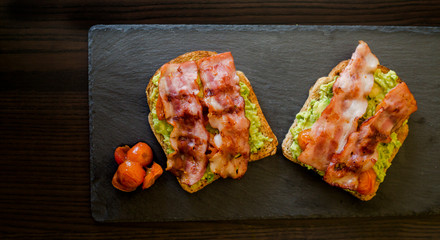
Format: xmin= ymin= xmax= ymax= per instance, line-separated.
xmin=297 ymin=128 xmax=312 ymax=151
xmin=126 ymin=142 xmax=153 ymax=167
xmin=142 ymin=162 xmax=163 ymax=190
xmin=357 ymin=168 xmax=376 ymax=195
xmin=114 ymin=145 xmax=130 ymax=165
xmin=112 ymin=160 xmax=146 ymax=192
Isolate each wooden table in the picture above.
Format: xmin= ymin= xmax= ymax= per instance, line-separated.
xmin=1 ymin=1 xmax=439 ymax=239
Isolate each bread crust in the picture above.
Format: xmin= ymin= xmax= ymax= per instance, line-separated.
xmin=281 ymin=60 xmax=409 ymax=201
xmin=146 ymin=51 xmax=278 ymax=193
xmin=238 ymin=71 xmax=278 ymax=161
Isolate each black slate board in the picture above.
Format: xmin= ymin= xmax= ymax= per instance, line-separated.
xmin=89 ymin=25 xmax=440 ymax=222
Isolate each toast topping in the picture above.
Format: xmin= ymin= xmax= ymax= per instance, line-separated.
xmin=197 ymin=52 xmax=251 ymax=179
xmin=157 ymin=61 xmax=209 ymax=185
xmin=149 ymin=51 xmax=277 ymax=191
xmin=324 ymin=82 xmax=417 ymax=193
xmin=298 ymin=41 xmax=379 ymax=171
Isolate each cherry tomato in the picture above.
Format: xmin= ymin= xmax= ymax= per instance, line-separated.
xmin=297 ymin=129 xmax=312 ymax=150
xmin=357 ymin=168 xmax=376 ymax=195
xmin=112 ymin=160 xmax=146 ymax=192
xmin=142 ymin=162 xmax=163 ymax=190
xmin=126 ymin=142 xmax=153 ymax=167
xmin=114 ymin=145 xmax=130 ymax=165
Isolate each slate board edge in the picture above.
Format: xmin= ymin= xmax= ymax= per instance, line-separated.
xmin=88 ymin=24 xmax=440 ymax=35
xmin=88 ymin=28 xmax=100 ymax=222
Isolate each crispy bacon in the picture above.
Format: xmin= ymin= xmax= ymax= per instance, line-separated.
xmin=158 ymin=62 xmax=209 ymax=185
xmin=324 ymin=82 xmax=417 ymax=194
xmin=298 ymin=41 xmax=379 ymax=172
xmin=156 ymin=52 xmax=252 ymax=183
xmin=156 ymin=95 xmax=165 ymax=120
xmin=197 ymin=52 xmax=251 ymax=179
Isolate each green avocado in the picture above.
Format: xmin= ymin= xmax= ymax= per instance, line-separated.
xmin=149 ymin=72 xmax=273 ymax=184
xmin=289 ymin=69 xmax=403 ymax=181
xmin=149 ymin=73 xmax=174 ymax=154
xmin=374 ymin=131 xmax=402 ymax=182
xmin=289 ymin=78 xmax=335 ymax=161
xmin=239 ymin=81 xmax=273 ymax=153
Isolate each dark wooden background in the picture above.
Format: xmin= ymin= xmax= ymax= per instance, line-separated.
xmin=1 ymin=1 xmax=439 ymax=239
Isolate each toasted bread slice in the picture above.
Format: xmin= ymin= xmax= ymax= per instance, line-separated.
xmin=282 ymin=60 xmax=409 ymax=201
xmin=146 ymin=51 xmax=278 ymax=193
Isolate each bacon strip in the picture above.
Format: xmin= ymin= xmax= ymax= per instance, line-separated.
xmin=324 ymin=82 xmax=417 ymax=194
xmin=298 ymin=41 xmax=379 ymax=171
xmin=157 ymin=62 xmax=209 ymax=185
xmin=197 ymin=52 xmax=250 ymax=179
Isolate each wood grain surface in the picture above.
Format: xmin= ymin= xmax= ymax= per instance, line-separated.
xmin=1 ymin=1 xmax=440 ymax=239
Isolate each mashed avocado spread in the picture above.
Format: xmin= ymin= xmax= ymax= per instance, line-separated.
xmin=289 ymin=69 xmax=404 ymax=181
xmin=239 ymin=81 xmax=273 ymax=153
xmin=149 ymin=72 xmax=273 ymax=184
xmin=149 ymin=73 xmax=174 ymax=155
